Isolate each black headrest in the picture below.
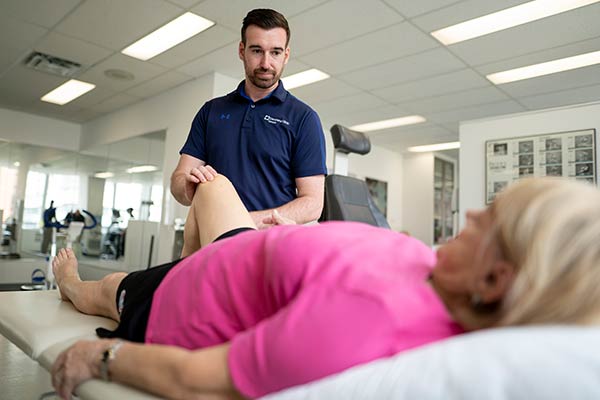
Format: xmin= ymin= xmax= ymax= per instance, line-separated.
xmin=330 ymin=124 xmax=371 ymax=155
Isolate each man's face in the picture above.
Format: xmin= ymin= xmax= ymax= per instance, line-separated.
xmin=239 ymin=25 xmax=290 ymax=90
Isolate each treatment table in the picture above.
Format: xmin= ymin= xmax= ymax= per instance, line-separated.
xmin=2 ymin=290 xmax=600 ymax=399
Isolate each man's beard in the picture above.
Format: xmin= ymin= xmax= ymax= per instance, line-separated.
xmin=247 ymin=67 xmax=282 ymax=89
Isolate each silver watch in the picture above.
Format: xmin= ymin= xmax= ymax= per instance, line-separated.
xmin=100 ymin=340 xmax=124 ymax=382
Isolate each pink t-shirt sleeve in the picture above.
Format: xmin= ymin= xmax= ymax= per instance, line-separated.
xmin=228 ymin=285 xmax=396 ymax=398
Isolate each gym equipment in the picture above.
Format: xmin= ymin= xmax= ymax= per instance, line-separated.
xmin=100 ymin=209 xmax=125 ymax=260
xmin=321 ymin=124 xmax=390 ymax=228
xmin=43 ymin=209 xmax=97 ymax=288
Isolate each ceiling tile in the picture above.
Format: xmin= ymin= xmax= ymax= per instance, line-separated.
xmin=289 ymin=0 xmax=404 ymax=56
xmin=321 ymin=104 xmax=413 ymax=128
xmin=383 ymin=0 xmax=464 ymax=18
xmin=298 ymin=22 xmax=440 ymax=75
xmin=315 ymin=92 xmax=389 ymax=119
xmin=0 ymin=66 xmax=66 ymax=105
xmin=166 ymin=0 xmax=204 ymax=8
xmin=35 ymin=32 xmax=113 ymax=68
xmin=150 ymin=25 xmax=237 ymax=68
xmin=126 ymin=71 xmax=193 ymax=98
xmin=176 ymin=42 xmax=244 ymax=78
xmin=411 ymin=0 xmax=528 ymax=32
xmin=371 ymin=126 xmax=457 ymax=152
xmin=494 ymin=64 xmax=600 ymax=99
xmin=89 ymin=93 xmax=141 ymax=114
xmin=0 ymin=13 xmax=48 ymax=52
xmin=400 ymin=86 xmax=510 ymax=114
xmin=55 ymin=0 xmax=183 ymax=51
xmin=78 ymin=53 xmax=167 ymax=92
xmin=446 ymin=3 xmax=600 ymax=66
xmin=372 ymin=68 xmax=490 ymax=103
xmin=339 ymin=47 xmax=466 ymax=90
xmin=1 ymin=0 xmax=81 ymax=28
xmin=476 ymin=36 xmax=600 ymax=75
xmin=289 ymin=79 xmax=361 ymax=106
xmin=190 ymin=0 xmax=330 ymax=32
xmin=427 ymin=100 xmax=526 ymax=123
xmin=519 ymin=83 xmax=600 ymax=111
xmin=0 ymin=47 xmax=30 ymax=76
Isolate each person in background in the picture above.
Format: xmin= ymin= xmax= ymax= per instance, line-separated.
xmin=41 ymin=200 xmax=57 ymax=254
xmin=170 ymin=8 xmax=327 ymax=235
xmin=51 ymin=176 xmax=600 ymax=399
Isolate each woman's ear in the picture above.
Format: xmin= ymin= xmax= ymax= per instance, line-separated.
xmin=477 ymin=260 xmax=516 ymax=304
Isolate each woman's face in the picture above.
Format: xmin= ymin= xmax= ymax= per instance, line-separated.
xmin=432 ymin=207 xmax=499 ymax=296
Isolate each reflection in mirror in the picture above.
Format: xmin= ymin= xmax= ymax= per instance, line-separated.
xmin=0 ymin=131 xmax=165 ymax=287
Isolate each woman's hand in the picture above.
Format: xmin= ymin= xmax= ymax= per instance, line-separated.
xmin=51 ymin=339 xmax=111 ymax=399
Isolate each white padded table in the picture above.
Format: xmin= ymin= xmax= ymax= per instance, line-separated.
xmin=0 ymin=290 xmax=159 ymax=399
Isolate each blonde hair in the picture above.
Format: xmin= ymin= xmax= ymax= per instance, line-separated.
xmin=493 ymin=177 xmax=600 ymax=326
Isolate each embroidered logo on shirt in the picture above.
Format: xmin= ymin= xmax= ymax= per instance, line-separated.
xmin=264 ymin=115 xmax=290 ymax=126
xmin=220 ymin=113 xmax=230 ymax=120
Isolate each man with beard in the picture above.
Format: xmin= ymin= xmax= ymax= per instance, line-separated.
xmin=171 ymin=9 xmax=327 ymax=231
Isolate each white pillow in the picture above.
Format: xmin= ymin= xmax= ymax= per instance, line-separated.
xmin=262 ymin=326 xmax=600 ymax=400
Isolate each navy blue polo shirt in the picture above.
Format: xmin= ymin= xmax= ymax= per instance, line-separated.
xmin=180 ymin=81 xmax=327 ymax=211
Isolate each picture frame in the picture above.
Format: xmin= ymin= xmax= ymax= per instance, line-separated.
xmin=365 ymin=177 xmax=388 ymax=217
xmin=485 ymin=129 xmax=597 ymax=204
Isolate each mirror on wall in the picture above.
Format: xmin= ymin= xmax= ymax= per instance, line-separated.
xmin=0 ymin=131 xmax=165 ymax=273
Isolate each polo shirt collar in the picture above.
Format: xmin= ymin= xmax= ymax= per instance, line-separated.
xmin=234 ymin=80 xmax=288 ymax=103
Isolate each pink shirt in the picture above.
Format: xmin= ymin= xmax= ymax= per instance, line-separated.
xmin=145 ymin=222 xmax=463 ymax=398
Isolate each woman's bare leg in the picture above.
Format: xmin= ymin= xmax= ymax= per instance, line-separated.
xmin=52 ymin=248 xmax=125 ymax=321
xmin=180 ymin=175 xmax=256 ymax=257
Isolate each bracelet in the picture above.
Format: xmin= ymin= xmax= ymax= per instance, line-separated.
xmin=100 ymin=340 xmax=124 ymax=382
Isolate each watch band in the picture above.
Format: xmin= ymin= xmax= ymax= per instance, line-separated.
xmin=100 ymin=340 xmax=124 ymax=382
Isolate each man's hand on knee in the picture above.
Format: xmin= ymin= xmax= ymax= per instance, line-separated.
xmin=186 ymin=165 xmax=218 ymax=202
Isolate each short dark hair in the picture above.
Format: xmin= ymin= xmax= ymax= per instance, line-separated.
xmin=241 ymin=9 xmax=290 ymax=46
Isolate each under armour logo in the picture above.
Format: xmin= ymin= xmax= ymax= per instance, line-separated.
xmin=220 ymin=113 xmax=230 ymax=120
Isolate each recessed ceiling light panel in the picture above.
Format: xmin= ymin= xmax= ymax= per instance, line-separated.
xmin=350 ymin=115 xmax=426 ymax=133
xmin=408 ymin=142 xmax=460 ymax=152
xmin=431 ymin=0 xmax=600 ymax=45
xmin=41 ymin=79 xmax=96 ymax=105
xmin=122 ymin=12 xmax=214 ymax=61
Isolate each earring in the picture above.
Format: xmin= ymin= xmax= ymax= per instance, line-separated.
xmin=471 ymin=293 xmax=482 ymax=308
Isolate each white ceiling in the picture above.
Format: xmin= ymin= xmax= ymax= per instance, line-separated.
xmin=1 ymin=0 xmax=600 ymax=153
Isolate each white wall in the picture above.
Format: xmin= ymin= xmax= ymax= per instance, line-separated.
xmin=0 ymin=108 xmax=80 ymax=151
xmin=402 ymin=153 xmax=434 ymax=245
xmin=459 ymin=101 xmax=600 ymax=227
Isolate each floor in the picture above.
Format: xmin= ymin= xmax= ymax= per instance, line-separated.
xmin=0 ymin=333 xmax=57 ymax=400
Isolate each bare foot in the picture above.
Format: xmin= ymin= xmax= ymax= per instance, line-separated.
xmin=52 ymin=248 xmax=80 ymax=301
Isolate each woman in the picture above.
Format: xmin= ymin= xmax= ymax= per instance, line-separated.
xmin=51 ymin=175 xmax=600 ymax=399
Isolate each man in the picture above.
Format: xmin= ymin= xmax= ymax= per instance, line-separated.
xmin=171 ymin=8 xmax=327 ymax=229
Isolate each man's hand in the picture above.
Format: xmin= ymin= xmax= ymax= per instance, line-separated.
xmin=256 ymin=209 xmax=296 ymax=229
xmin=182 ymin=165 xmax=218 ymax=204
xmin=51 ymin=339 xmax=112 ymax=399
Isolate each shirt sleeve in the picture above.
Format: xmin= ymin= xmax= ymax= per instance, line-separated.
xmin=291 ymin=109 xmax=327 ymax=177
xmin=227 ymin=285 xmax=395 ymax=398
xmin=180 ymin=101 xmax=211 ymax=161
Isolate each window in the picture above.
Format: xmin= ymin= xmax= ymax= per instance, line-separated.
xmin=23 ymin=171 xmax=47 ymax=229
xmin=0 ymin=166 xmax=18 ymax=224
xmin=148 ymin=184 xmax=163 ymax=222
xmin=47 ymin=173 xmax=80 ymax=223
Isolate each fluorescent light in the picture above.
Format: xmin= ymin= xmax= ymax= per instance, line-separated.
xmin=282 ymin=69 xmax=330 ymax=89
xmin=94 ymin=172 xmax=114 ymax=179
xmin=13 ymin=162 xmax=20 ymax=167
xmin=408 ymin=142 xmax=460 ymax=152
xmin=487 ymin=50 xmax=600 ymax=84
xmin=122 ymin=12 xmax=214 ymax=60
xmin=126 ymin=165 xmax=158 ymax=174
xmin=41 ymin=79 xmax=96 ymax=105
xmin=431 ymin=0 xmax=600 ymax=45
xmin=350 ymin=115 xmax=426 ymax=133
